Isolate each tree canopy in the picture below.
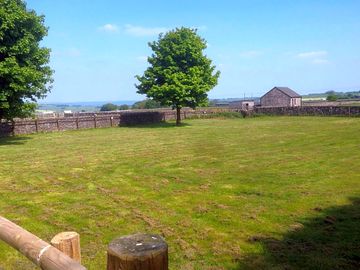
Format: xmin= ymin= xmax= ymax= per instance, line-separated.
xmin=135 ymin=27 xmax=220 ymax=125
xmin=132 ymin=99 xmax=163 ymax=110
xmin=100 ymin=103 xmax=118 ymax=111
xmin=0 ymin=0 xmax=53 ymax=120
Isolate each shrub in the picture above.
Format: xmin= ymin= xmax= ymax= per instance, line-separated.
xmin=118 ymin=105 xmax=129 ymax=110
xmin=326 ymin=94 xmax=338 ymax=101
xmin=100 ymin=103 xmax=118 ymax=111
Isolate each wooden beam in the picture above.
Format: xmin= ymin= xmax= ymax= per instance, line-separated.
xmin=0 ymin=216 xmax=86 ymax=270
xmin=107 ymin=233 xmax=168 ymax=270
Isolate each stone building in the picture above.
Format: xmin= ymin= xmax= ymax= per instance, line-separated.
xmin=260 ymin=87 xmax=302 ymax=107
xmin=229 ymin=100 xmax=255 ymax=110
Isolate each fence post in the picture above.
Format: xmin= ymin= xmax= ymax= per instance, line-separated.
xmin=110 ymin=116 xmax=113 ymax=127
xmin=94 ymin=116 xmax=97 ymax=128
xmin=0 ymin=216 xmax=86 ymax=270
xmin=51 ymin=232 xmax=81 ymax=263
xmin=35 ymin=120 xmax=39 ymax=133
xmin=76 ymin=118 xmax=79 ymax=129
xmin=57 ymin=119 xmax=60 ymax=131
xmin=107 ymin=233 xmax=168 ymax=270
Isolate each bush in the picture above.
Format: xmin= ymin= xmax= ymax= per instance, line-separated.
xmin=118 ymin=104 xmax=129 ymax=110
xmin=132 ymin=99 xmax=164 ymax=109
xmin=100 ymin=103 xmax=118 ymax=111
xmin=326 ymin=94 xmax=338 ymax=101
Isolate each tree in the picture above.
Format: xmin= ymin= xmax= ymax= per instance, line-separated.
xmin=0 ymin=0 xmax=53 ymax=120
xmin=326 ymin=94 xmax=338 ymax=101
xmin=100 ymin=103 xmax=118 ymax=111
xmin=132 ymin=99 xmax=163 ymax=109
xmin=135 ymin=27 xmax=220 ymax=125
xmin=118 ymin=104 xmax=129 ymax=110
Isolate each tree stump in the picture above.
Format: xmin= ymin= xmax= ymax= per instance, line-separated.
xmin=107 ymin=233 xmax=168 ymax=270
xmin=51 ymin=232 xmax=81 ymax=263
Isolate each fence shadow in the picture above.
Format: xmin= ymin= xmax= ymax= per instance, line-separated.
xmin=238 ymin=197 xmax=360 ymax=270
xmin=120 ymin=122 xmax=192 ymax=129
xmin=0 ymin=136 xmax=30 ymax=146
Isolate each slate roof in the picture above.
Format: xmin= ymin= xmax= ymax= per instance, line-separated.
xmin=273 ymin=87 xmax=301 ymax=98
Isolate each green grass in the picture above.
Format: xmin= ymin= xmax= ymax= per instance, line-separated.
xmin=0 ymin=117 xmax=359 ymax=270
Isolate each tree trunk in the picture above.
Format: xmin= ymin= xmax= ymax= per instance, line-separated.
xmin=176 ymin=107 xmax=181 ymax=126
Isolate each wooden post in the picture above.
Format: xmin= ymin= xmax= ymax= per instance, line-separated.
xmin=107 ymin=233 xmax=168 ymax=270
xmin=35 ymin=120 xmax=39 ymax=133
xmin=51 ymin=232 xmax=81 ymax=263
xmin=110 ymin=116 xmax=113 ymax=127
xmin=0 ymin=216 xmax=86 ymax=270
xmin=94 ymin=116 xmax=97 ymax=128
xmin=56 ymin=119 xmax=60 ymax=131
xmin=76 ymin=118 xmax=79 ymax=129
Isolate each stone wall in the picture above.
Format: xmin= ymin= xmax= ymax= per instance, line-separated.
xmin=0 ymin=108 xmax=231 ymax=137
xmin=255 ymin=106 xmax=360 ymax=116
xmin=0 ymin=115 xmax=122 ymax=137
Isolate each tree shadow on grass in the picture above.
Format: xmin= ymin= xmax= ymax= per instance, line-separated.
xmin=120 ymin=121 xmax=192 ymax=129
xmin=0 ymin=136 xmax=30 ymax=146
xmin=238 ymin=197 xmax=360 ymax=270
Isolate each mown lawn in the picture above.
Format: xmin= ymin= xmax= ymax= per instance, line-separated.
xmin=0 ymin=117 xmax=359 ymax=270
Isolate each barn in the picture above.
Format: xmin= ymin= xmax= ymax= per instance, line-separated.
xmin=260 ymin=87 xmax=302 ymax=107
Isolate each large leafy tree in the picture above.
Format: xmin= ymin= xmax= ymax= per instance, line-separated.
xmin=0 ymin=0 xmax=53 ymax=120
xmin=135 ymin=27 xmax=220 ymax=125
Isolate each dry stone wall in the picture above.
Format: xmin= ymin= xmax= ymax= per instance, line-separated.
xmin=255 ymin=106 xmax=360 ymax=116
xmin=0 ymin=108 xmax=229 ymax=137
xmin=2 ymin=106 xmax=360 ymax=137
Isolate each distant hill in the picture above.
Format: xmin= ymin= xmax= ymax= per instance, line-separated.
xmin=38 ymin=101 xmax=138 ymax=112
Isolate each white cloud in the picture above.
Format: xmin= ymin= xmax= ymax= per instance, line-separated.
xmin=124 ymin=24 xmax=168 ymax=37
xmin=239 ymin=50 xmax=263 ymax=58
xmin=297 ymin=51 xmax=328 ymax=58
xmin=98 ymin=24 xmax=119 ymax=33
xmin=296 ymin=50 xmax=330 ymax=65
xmin=312 ymin=58 xmax=330 ymax=65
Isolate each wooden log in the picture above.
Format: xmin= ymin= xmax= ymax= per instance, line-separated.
xmin=0 ymin=216 xmax=86 ymax=270
xmin=51 ymin=232 xmax=81 ymax=263
xmin=107 ymin=233 xmax=168 ymax=270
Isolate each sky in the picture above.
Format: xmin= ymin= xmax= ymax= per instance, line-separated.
xmin=26 ymin=0 xmax=360 ymax=103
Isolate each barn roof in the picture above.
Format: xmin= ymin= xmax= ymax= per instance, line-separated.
xmin=273 ymin=87 xmax=301 ymax=98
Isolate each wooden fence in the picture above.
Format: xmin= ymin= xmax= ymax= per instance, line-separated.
xmin=0 ymin=216 xmax=168 ymax=270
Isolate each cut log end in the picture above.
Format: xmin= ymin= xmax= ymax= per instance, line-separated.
xmin=51 ymin=231 xmax=81 ymax=263
xmin=107 ymin=233 xmax=168 ymax=270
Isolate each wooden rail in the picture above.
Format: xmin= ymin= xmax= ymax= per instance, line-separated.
xmin=0 ymin=216 xmax=86 ymax=270
xmin=0 ymin=216 xmax=169 ymax=270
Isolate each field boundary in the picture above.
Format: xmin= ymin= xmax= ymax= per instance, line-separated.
xmin=254 ymin=105 xmax=360 ymax=117
xmin=1 ymin=106 xmax=360 ymax=137
xmin=0 ymin=108 xmax=233 ymax=136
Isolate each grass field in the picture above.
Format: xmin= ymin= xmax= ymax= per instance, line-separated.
xmin=0 ymin=117 xmax=359 ymax=270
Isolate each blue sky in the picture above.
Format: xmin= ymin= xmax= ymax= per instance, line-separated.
xmin=26 ymin=0 xmax=360 ymax=102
